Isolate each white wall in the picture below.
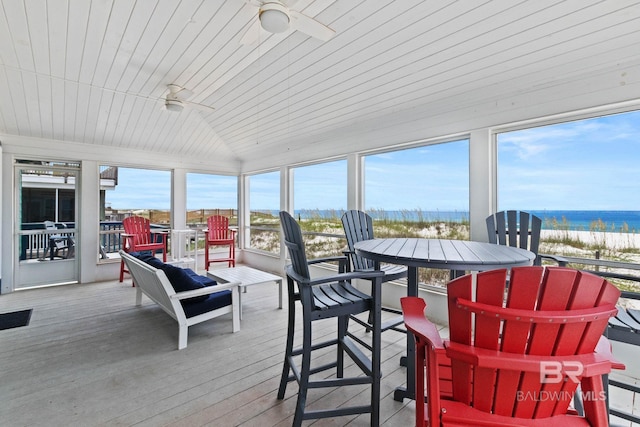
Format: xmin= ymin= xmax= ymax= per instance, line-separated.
xmin=172 ymin=169 xmax=187 ymax=230
xmin=0 ymin=142 xmax=2 ymax=286
xmin=79 ymin=161 xmax=99 ymax=284
xmin=1 ymin=152 xmax=12 ymax=293
xmin=469 ymin=129 xmax=494 ymax=241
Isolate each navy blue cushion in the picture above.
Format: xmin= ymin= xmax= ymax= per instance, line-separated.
xmin=145 ymin=257 xmax=166 ymax=269
xmin=180 ymin=290 xmax=233 ymax=318
xmin=130 ymin=252 xmax=165 ymax=268
xmin=129 ymin=252 xmax=220 ymax=304
xmin=162 ymin=264 xmax=204 ymax=293
xmin=185 ymin=269 xmax=217 ymax=287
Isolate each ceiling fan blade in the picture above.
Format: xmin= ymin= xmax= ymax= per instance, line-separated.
xmin=186 ymin=101 xmax=215 ymax=113
xmin=167 ymin=84 xmax=194 ymax=101
xmin=240 ymin=17 xmax=262 ymax=45
xmin=174 ymin=88 xmax=193 ymax=101
xmin=289 ymin=10 xmax=334 ymax=41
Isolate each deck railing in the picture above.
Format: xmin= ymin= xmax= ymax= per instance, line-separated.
xmin=20 ymin=222 xmax=75 ymax=260
xmin=20 ymin=221 xmax=169 ymax=261
xmin=98 ymin=221 xmax=124 ymax=257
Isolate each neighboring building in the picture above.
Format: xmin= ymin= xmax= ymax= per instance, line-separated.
xmin=20 ymin=163 xmax=117 ymax=224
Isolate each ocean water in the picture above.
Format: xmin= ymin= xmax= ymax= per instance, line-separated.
xmin=530 ymin=210 xmax=640 ymax=232
xmin=289 ymin=209 xmax=640 ymax=233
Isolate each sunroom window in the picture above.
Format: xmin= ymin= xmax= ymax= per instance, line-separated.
xmin=292 ymin=160 xmax=348 ymax=259
xmin=98 ymin=166 xmax=171 ymax=260
xmin=247 ymin=171 xmax=280 ymax=254
xmin=496 ymin=110 xmax=640 ymax=269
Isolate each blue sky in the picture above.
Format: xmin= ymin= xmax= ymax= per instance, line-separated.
xmin=498 ymin=110 xmax=640 ymax=211
xmin=105 ymin=170 xmax=237 ymax=210
xmin=105 ymin=110 xmax=640 ymax=212
xmin=105 ymin=168 xmax=171 ymax=210
xmin=364 ymin=141 xmax=469 ymax=211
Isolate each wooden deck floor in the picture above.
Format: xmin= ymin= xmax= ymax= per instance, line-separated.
xmin=0 ymin=274 xmax=419 ymax=426
xmin=1 ymin=272 xmax=637 ymax=426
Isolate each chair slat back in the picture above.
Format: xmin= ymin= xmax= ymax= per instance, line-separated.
xmin=341 ymin=210 xmax=375 ymax=271
xmin=206 ymin=215 xmax=232 ymax=241
xmin=447 ymin=266 xmax=620 ymax=419
xmin=280 ymin=211 xmax=310 ymax=280
xmin=486 ymin=210 xmax=542 ymax=264
xmin=123 ymin=216 xmax=153 ymax=246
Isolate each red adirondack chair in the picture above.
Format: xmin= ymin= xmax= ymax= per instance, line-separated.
xmin=119 ymin=216 xmax=168 ymax=282
xmin=204 ymin=215 xmax=236 ymax=270
xmin=401 ymin=266 xmax=625 ymax=427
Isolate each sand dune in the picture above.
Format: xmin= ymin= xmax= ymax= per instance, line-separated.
xmin=541 ymin=229 xmax=640 ymax=251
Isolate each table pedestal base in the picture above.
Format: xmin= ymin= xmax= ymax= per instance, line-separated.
xmin=394 ymin=386 xmax=414 ymax=402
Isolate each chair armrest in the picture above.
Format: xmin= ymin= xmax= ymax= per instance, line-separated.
xmin=121 ymin=233 xmax=135 ymax=250
xmin=400 ymin=297 xmax=445 ymax=349
xmin=151 ymin=230 xmax=169 ymax=240
xmin=307 ymin=255 xmax=349 ymax=265
xmin=170 ymin=281 xmax=241 ymax=300
xmin=309 ymin=271 xmax=384 ymax=286
xmin=308 ymin=255 xmax=350 ymax=273
xmin=539 ymin=253 xmax=568 ymax=266
xmin=285 ymin=265 xmax=383 ymax=287
xmin=595 ymin=335 xmax=626 ymax=370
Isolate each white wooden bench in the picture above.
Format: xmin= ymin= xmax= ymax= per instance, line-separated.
xmin=120 ymin=251 xmax=240 ymax=349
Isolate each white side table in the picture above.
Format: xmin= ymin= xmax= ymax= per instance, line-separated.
xmin=169 ymin=229 xmax=198 ymax=272
xmin=207 ymin=266 xmax=283 ymax=320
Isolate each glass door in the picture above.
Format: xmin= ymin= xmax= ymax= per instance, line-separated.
xmin=15 ymin=160 xmax=79 ymax=288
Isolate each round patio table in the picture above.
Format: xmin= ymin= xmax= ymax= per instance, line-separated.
xmin=354 ymin=238 xmax=536 ymax=402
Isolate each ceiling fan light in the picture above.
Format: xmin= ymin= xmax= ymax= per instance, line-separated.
xmin=165 ymin=99 xmax=184 ymax=112
xmin=260 ymin=8 xmax=289 ymax=33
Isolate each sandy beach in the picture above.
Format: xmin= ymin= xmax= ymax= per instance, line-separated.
xmin=540 ymin=229 xmax=640 ymax=309
xmin=541 ymin=229 xmax=640 ymax=253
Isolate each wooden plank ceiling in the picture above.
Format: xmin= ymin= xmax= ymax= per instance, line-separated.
xmin=0 ymin=0 xmax=639 ymax=172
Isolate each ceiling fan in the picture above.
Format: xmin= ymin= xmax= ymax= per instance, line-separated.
xmin=162 ymin=84 xmax=215 ymax=113
xmin=240 ymin=0 xmax=335 ymax=45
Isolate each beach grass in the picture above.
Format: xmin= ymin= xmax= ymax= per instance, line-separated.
xmin=246 ymin=210 xmax=640 ymax=294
